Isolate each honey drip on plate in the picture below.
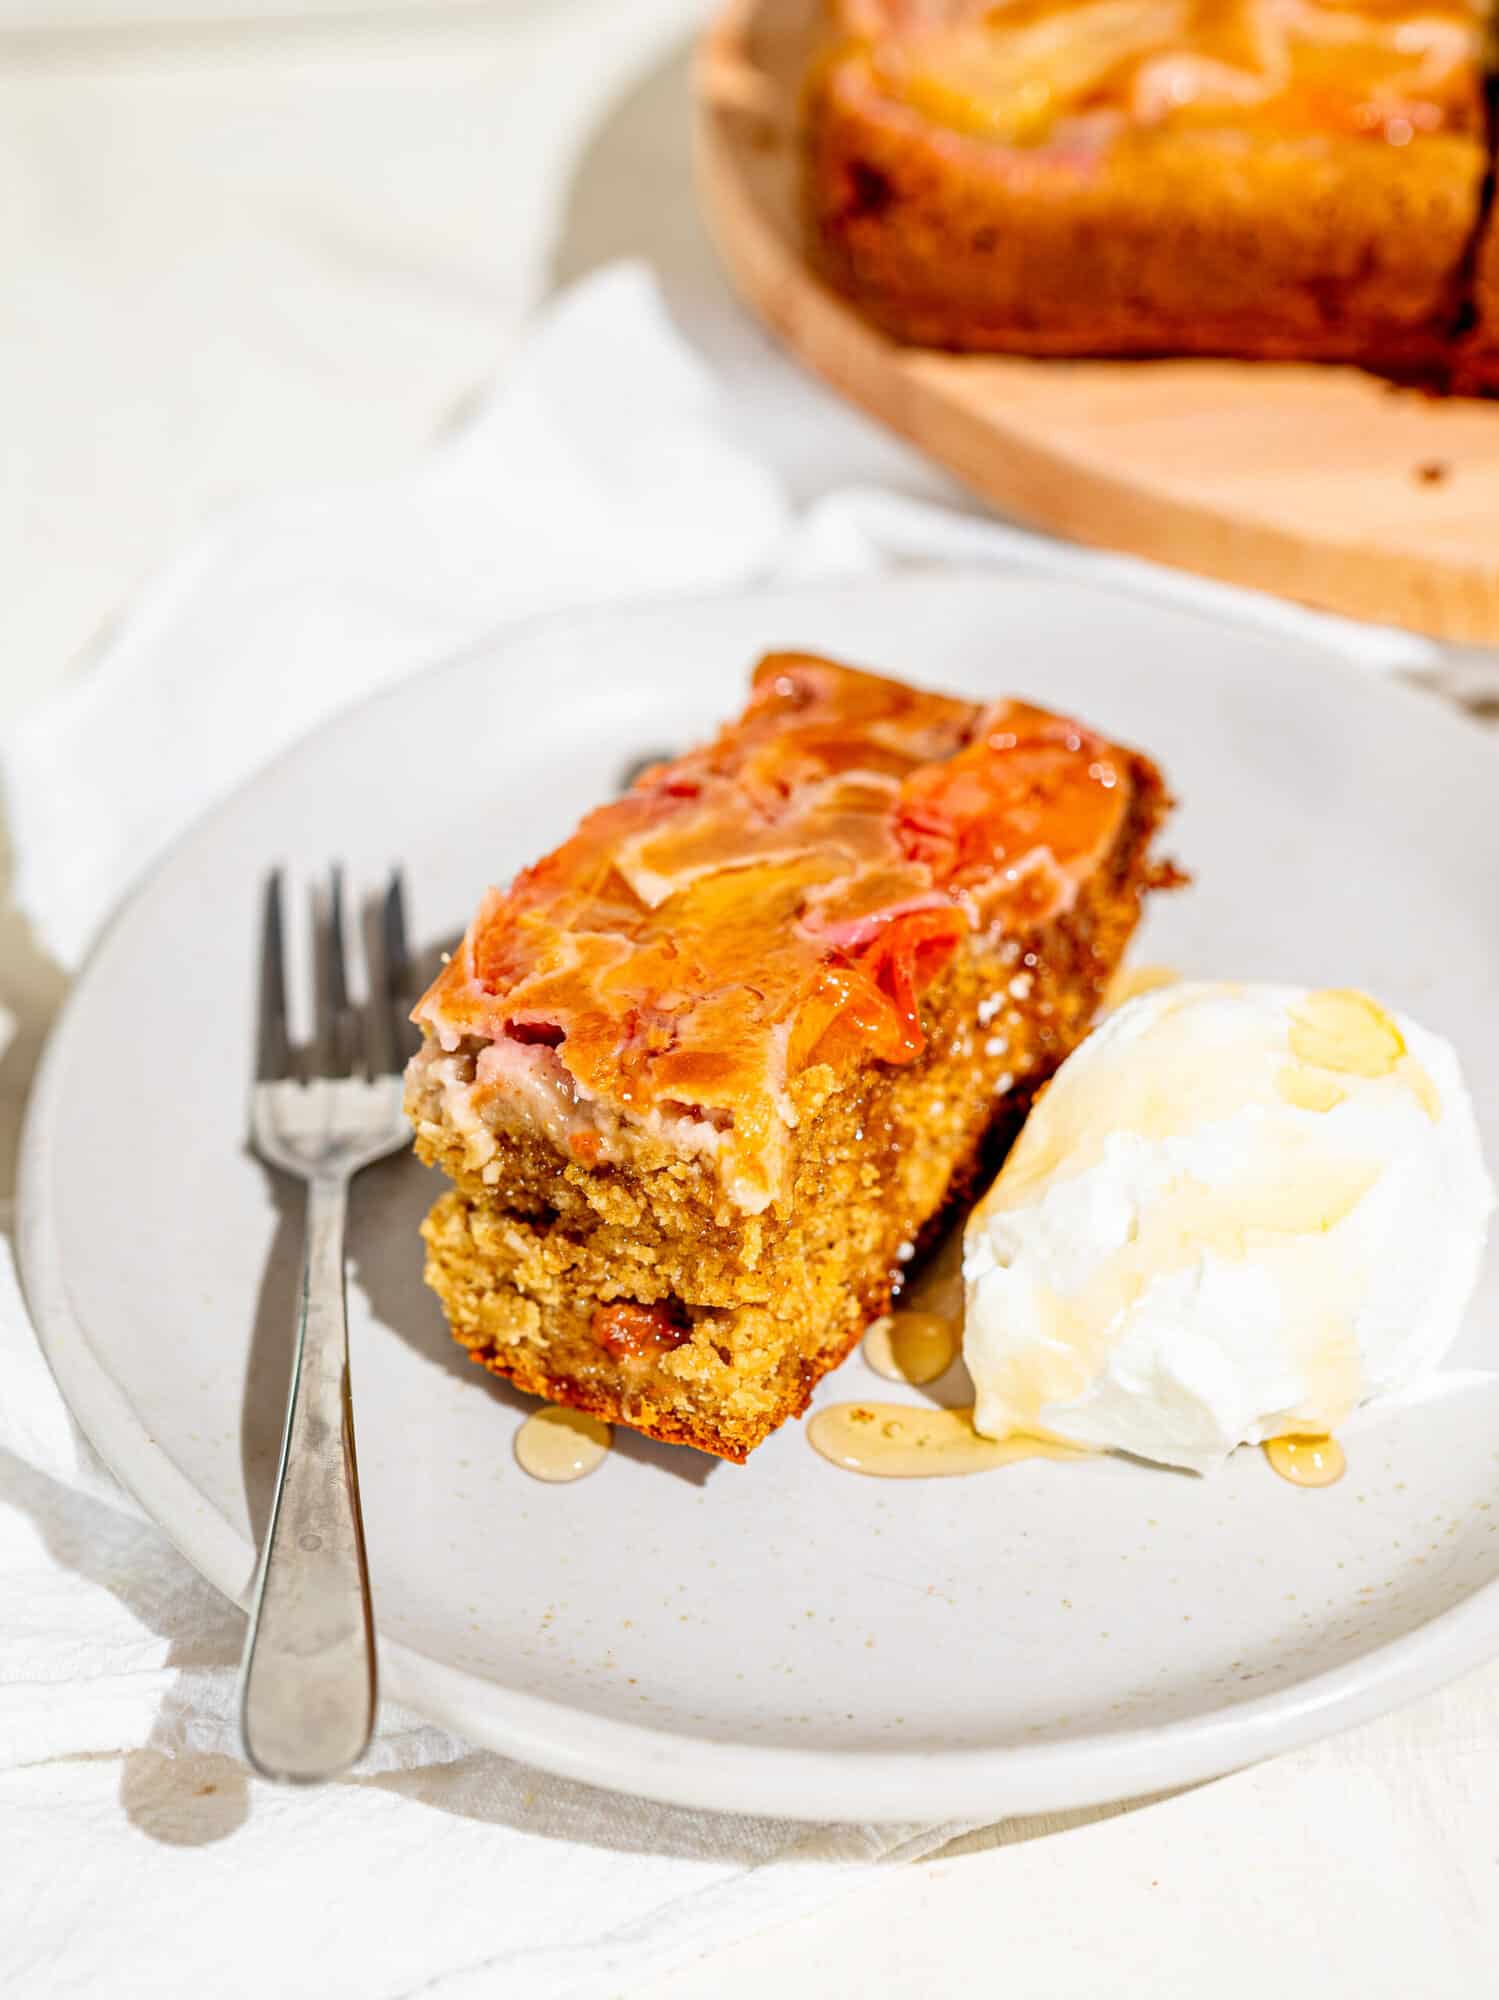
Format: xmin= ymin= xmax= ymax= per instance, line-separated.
xmin=809 ymin=1402 xmax=1092 ymax=1478
xmin=1263 ymin=1433 xmax=1346 ymax=1488
xmin=515 ymin=1407 xmax=612 ymax=1483
xmin=863 ymin=1310 xmax=959 ymax=1385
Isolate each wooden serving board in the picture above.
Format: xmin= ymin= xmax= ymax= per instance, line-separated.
xmin=694 ymin=0 xmax=1499 ymax=643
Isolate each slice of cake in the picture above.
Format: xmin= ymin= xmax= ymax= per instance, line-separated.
xmin=406 ymin=652 xmax=1173 ymax=1460
xmin=1454 ymin=187 xmax=1499 ymax=392
xmin=806 ymin=0 xmax=1493 ymax=380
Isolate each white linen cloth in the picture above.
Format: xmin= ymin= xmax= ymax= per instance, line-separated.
xmin=0 ymin=262 xmax=1438 ymax=1998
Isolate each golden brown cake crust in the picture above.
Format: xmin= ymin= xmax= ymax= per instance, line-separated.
xmin=410 ymin=651 xmax=1140 ymax=1216
xmin=804 ymin=0 xmax=1498 ymax=384
xmin=1453 ymin=136 xmax=1499 ymax=392
xmin=417 ymin=749 xmax=1174 ymax=1460
xmin=807 ymin=53 xmax=1488 ymax=368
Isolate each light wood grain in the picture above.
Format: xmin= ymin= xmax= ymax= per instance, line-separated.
xmin=694 ymin=0 xmax=1499 ymax=642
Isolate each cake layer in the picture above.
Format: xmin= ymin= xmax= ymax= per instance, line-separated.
xmin=408 ymin=653 xmax=1174 ymax=1457
xmin=410 ymin=653 xmax=1142 ymax=1215
xmin=416 ymin=756 xmax=1171 ymax=1457
xmin=806 ymin=0 xmax=1494 ymax=376
xmin=1454 ymin=171 xmax=1499 ymax=392
xmin=832 ymin=0 xmax=1490 ymax=149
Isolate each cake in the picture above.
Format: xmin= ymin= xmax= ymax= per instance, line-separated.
xmin=805 ymin=0 xmax=1498 ymax=384
xmin=1454 ymin=185 xmax=1499 ymax=391
xmin=406 ymin=652 xmax=1173 ymax=1460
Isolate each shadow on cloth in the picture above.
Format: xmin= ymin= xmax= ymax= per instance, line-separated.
xmin=6 ymin=1444 xmax=1189 ymax=1864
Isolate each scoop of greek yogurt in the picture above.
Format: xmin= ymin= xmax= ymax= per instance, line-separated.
xmin=963 ymin=982 xmax=1494 ymax=1474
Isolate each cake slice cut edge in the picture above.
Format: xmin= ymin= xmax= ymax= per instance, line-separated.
xmin=405 ymin=651 xmax=1178 ymax=1460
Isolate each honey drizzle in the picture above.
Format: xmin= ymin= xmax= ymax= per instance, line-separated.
xmin=1263 ymin=1433 xmax=1346 ymax=1488
xmin=808 ymin=1401 xmax=1091 ymax=1478
xmin=514 ymin=1407 xmax=612 ymax=1483
xmin=863 ymin=1310 xmax=959 ymax=1385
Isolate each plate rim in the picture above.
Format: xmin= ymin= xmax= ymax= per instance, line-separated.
xmin=19 ymin=568 xmax=1499 ymax=1823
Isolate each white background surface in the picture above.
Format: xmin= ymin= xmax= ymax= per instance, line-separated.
xmin=4 ymin=3 xmax=1499 ymax=1993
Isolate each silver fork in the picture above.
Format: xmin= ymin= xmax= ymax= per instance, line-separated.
xmin=239 ymin=866 xmax=414 ymax=1782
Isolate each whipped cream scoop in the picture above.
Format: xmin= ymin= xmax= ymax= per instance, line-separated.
xmin=963 ymin=982 xmax=1494 ymax=1474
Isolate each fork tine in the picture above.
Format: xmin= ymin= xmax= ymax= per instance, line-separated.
xmin=257 ymin=870 xmax=292 ymax=1082
xmin=381 ymin=868 xmax=415 ymax=1075
xmin=314 ymin=866 xmax=359 ymax=1077
xmin=328 ymin=866 xmax=350 ymax=1019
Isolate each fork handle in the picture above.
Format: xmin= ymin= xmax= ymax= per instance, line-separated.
xmin=240 ymin=1172 xmax=377 ymax=1781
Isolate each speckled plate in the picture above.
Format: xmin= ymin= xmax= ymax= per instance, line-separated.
xmin=19 ymin=574 xmax=1499 ymax=1821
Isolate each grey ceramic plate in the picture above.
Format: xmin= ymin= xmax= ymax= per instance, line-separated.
xmin=19 ymin=573 xmax=1499 ymax=1820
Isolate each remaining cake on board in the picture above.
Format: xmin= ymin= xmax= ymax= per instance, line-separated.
xmin=806 ymin=0 xmax=1499 ymax=389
